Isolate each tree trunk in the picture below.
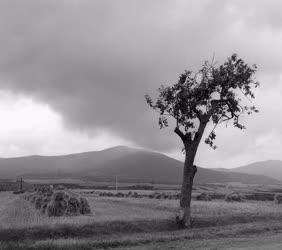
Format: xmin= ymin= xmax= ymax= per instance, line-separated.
xmin=177 ymin=121 xmax=207 ymax=228
xmin=177 ymin=145 xmax=197 ymax=227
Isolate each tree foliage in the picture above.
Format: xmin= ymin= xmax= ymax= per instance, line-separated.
xmin=145 ymin=54 xmax=259 ymax=149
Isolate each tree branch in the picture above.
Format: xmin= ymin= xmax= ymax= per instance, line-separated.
xmin=193 ymin=120 xmax=208 ymax=144
xmin=174 ymin=126 xmax=185 ymax=141
xmin=192 ymin=107 xmax=202 ymax=122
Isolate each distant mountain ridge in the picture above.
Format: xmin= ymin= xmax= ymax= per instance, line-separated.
xmin=0 ymin=146 xmax=279 ymax=185
xmin=229 ymin=160 xmax=282 ymax=181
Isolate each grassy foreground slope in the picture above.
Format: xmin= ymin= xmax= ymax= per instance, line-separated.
xmin=2 ymin=190 xmax=282 ymax=250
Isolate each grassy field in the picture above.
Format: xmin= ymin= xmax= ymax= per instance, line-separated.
xmin=1 ymin=188 xmax=282 ymax=249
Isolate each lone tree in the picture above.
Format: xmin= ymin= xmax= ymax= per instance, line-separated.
xmin=145 ymin=54 xmax=259 ymax=227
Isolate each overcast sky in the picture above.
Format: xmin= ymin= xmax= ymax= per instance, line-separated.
xmin=0 ymin=0 xmax=281 ymax=168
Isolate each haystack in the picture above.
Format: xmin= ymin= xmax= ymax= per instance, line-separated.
xmin=47 ymin=191 xmax=69 ymax=216
xmin=116 ymin=192 xmax=125 ymax=198
xmin=196 ymin=192 xmax=212 ymax=201
xmin=35 ymin=196 xmax=43 ymax=209
xmin=80 ymin=197 xmax=91 ymax=214
xmin=25 ymin=186 xmax=91 ymax=217
xmin=37 ymin=185 xmax=53 ymax=196
xmin=225 ymin=192 xmax=245 ymax=202
xmin=66 ymin=197 xmax=81 ymax=215
xmin=55 ymin=185 xmax=65 ymax=190
xmin=274 ymin=193 xmax=282 ymax=204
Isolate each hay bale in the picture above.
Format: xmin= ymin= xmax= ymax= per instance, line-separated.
xmin=66 ymin=197 xmax=81 ymax=215
xmin=105 ymin=192 xmax=113 ymax=197
xmin=35 ymin=196 xmax=43 ymax=209
xmin=167 ymin=194 xmax=172 ymax=200
xmin=274 ymin=193 xmax=282 ymax=204
xmin=54 ymin=191 xmax=69 ymax=201
xmin=148 ymin=193 xmax=154 ymax=199
xmin=41 ymin=203 xmax=48 ymax=214
xmin=46 ymin=191 xmax=69 ymax=216
xmin=37 ymin=185 xmax=53 ymax=196
xmin=132 ymin=192 xmax=139 ymax=198
xmin=160 ymin=194 xmax=166 ymax=199
xmin=116 ymin=192 xmax=125 ymax=198
xmin=80 ymin=197 xmax=91 ymax=214
xmin=196 ymin=193 xmax=212 ymax=201
xmin=40 ymin=197 xmax=51 ymax=214
xmin=153 ymin=192 xmax=162 ymax=199
xmin=31 ymin=194 xmax=38 ymax=203
xmin=225 ymin=192 xmax=245 ymax=202
xmin=26 ymin=188 xmax=91 ymax=216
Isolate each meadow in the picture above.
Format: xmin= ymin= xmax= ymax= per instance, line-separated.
xmin=1 ymin=184 xmax=282 ymax=249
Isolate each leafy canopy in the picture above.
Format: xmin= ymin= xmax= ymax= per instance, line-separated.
xmin=145 ymin=54 xmax=259 ymax=149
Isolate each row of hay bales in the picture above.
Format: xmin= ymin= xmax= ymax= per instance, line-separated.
xmin=197 ymin=192 xmax=282 ymax=203
xmin=98 ymin=191 xmax=181 ymax=200
xmin=97 ymin=190 xmax=282 ymax=203
xmin=24 ymin=186 xmax=91 ymax=217
xmin=148 ymin=192 xmax=181 ymax=200
xmin=99 ymin=191 xmax=140 ymax=198
xmin=196 ymin=192 xmax=245 ymax=202
xmin=98 ymin=191 xmax=245 ymax=201
xmin=223 ymin=192 xmax=282 ymax=203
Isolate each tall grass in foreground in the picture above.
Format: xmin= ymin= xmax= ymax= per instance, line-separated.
xmin=1 ymin=220 xmax=282 ymax=250
xmin=1 ymin=191 xmax=282 ymax=241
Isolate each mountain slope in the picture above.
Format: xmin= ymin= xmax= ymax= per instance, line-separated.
xmin=0 ymin=146 xmax=279 ymax=184
xmin=230 ymin=160 xmax=282 ymax=181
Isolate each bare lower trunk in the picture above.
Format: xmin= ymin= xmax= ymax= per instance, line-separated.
xmin=177 ymin=147 xmax=197 ymax=228
xmin=175 ymin=121 xmax=208 ymax=228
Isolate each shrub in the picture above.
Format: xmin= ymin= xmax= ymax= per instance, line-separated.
xmin=274 ymin=193 xmax=282 ymax=204
xmin=196 ymin=193 xmax=212 ymax=201
xmin=225 ymin=192 xmax=245 ymax=202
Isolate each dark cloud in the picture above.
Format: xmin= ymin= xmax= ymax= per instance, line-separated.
xmin=0 ymin=0 xmax=281 ymax=154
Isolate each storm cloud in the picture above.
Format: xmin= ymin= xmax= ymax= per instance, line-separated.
xmin=0 ymin=0 xmax=281 ymax=166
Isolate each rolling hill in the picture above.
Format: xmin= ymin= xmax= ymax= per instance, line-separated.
xmin=229 ymin=160 xmax=282 ymax=181
xmin=0 ymin=146 xmax=279 ymax=184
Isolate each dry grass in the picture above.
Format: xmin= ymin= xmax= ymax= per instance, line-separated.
xmin=2 ymin=190 xmax=282 ymax=243
xmin=2 ymin=191 xmax=282 ymax=230
xmin=1 ymin=220 xmax=282 ymax=250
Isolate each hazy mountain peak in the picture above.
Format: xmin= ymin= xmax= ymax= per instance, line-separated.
xmin=229 ymin=160 xmax=282 ymax=181
xmin=0 ymin=146 xmax=279 ymax=185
